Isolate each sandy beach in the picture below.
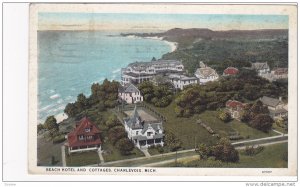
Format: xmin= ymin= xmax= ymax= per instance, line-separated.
xmin=126 ymin=35 xmax=178 ymax=52
xmin=55 ymin=113 xmax=68 ymax=123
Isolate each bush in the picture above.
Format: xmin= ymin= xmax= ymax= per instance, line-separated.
xmin=218 ymin=110 xmax=232 ymax=123
xmin=116 ymin=138 xmax=134 ymax=155
xmin=52 ymin=134 xmax=65 ymax=144
xmin=244 ymin=145 xmax=264 ymax=156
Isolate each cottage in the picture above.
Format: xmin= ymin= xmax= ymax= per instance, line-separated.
xmin=223 ymin=67 xmax=239 ymax=76
xmin=118 ymin=83 xmax=143 ymax=104
xmin=66 ymin=117 xmax=101 ymax=154
xmin=260 ymin=96 xmax=288 ymax=119
xmin=225 ymin=100 xmax=245 ymax=119
xmin=271 ymin=68 xmax=288 ymax=80
xmin=194 ymin=63 xmax=219 ymax=84
xmin=251 ymin=62 xmax=270 ymax=76
xmin=123 ymin=106 xmax=164 ymax=149
xmin=121 ymin=59 xmax=184 ymax=85
xmin=168 ymin=74 xmax=198 ymax=90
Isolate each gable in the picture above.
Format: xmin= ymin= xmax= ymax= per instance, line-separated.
xmin=125 ymin=84 xmax=140 ymax=93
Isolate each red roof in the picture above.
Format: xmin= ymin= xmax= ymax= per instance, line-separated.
xmin=67 ymin=117 xmax=102 ymax=147
xmin=226 ymin=100 xmax=245 ymax=109
xmin=223 ymin=67 xmax=239 ymax=75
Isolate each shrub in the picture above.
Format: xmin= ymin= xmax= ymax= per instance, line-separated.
xmin=52 ymin=134 xmax=65 ymax=144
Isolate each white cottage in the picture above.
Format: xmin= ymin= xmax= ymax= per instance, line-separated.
xmin=194 ymin=63 xmax=219 ymax=85
xmin=168 ymin=74 xmax=198 ymax=90
xmin=123 ymin=106 xmax=164 ymax=149
xmin=251 ymin=62 xmax=270 ymax=76
xmin=118 ymin=83 xmax=143 ymax=104
xmin=260 ymin=96 xmax=288 ymax=119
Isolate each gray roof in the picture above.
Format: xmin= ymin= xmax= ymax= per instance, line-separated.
xmin=269 ymin=108 xmax=288 ymax=115
xmin=127 ymin=60 xmax=182 ymax=70
xmin=132 ymin=135 xmax=148 ymax=141
xmin=141 ymin=122 xmax=163 ymax=134
xmin=124 ymin=105 xmax=144 ymax=130
xmin=195 ymin=67 xmax=218 ymax=78
xmin=251 ymin=62 xmax=269 ymax=70
xmin=261 ymin=96 xmax=282 ymax=107
xmin=153 ymin=134 xmax=164 ymax=139
xmin=118 ymin=83 xmax=140 ymax=93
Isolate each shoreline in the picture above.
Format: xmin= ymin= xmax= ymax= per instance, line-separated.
xmin=125 ymin=35 xmax=178 ymax=52
xmin=39 ymin=34 xmax=176 ymax=125
xmin=55 ymin=113 xmax=68 ymax=123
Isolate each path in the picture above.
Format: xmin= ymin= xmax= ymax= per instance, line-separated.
xmin=140 ymin=148 xmax=151 ymax=158
xmin=140 ymin=155 xmax=199 ymax=167
xmin=272 ymin=129 xmax=284 ymax=135
xmin=97 ymin=148 xmax=105 ymax=165
xmin=235 ymin=140 xmax=288 ymax=150
xmin=139 ymin=140 xmax=288 ymax=167
xmin=87 ymin=134 xmax=288 ymax=167
xmin=61 ymin=145 xmax=66 ymax=167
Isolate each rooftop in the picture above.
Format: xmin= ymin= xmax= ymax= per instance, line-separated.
xmin=260 ymin=96 xmax=282 ymax=107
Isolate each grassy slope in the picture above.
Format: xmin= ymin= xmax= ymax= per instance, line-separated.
xmin=65 ymin=150 xmax=100 ymax=167
xmin=162 ymin=142 xmax=288 ymax=168
xmin=151 ymin=102 xmax=277 ymax=149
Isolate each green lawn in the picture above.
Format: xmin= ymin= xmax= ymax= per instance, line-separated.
xmin=65 ymin=150 xmax=100 ymax=167
xmin=161 ymin=142 xmax=288 ymax=168
xmin=272 ymin=124 xmax=288 ymax=134
xmin=148 ymin=146 xmax=170 ymax=156
xmin=199 ymin=110 xmax=278 ymax=140
xmin=151 ymin=102 xmax=277 ymax=149
xmin=102 ymin=141 xmax=144 ymax=162
xmin=104 ymin=151 xmax=198 ymax=167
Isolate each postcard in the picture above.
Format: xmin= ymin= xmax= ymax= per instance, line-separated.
xmin=28 ymin=3 xmax=297 ymax=177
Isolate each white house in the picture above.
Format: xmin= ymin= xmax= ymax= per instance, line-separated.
xmin=260 ymin=96 xmax=288 ymax=119
xmin=118 ymin=83 xmax=143 ymax=104
xmin=194 ymin=63 xmax=219 ymax=84
xmin=123 ymin=106 xmax=164 ymax=149
xmin=251 ymin=62 xmax=270 ymax=76
xmin=168 ymin=74 xmax=198 ymax=90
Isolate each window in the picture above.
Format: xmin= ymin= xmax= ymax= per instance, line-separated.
xmin=147 ymin=132 xmax=152 ymax=136
xmin=79 ymin=135 xmax=84 ymax=140
xmin=85 ymin=128 xmax=90 ymax=132
xmin=87 ymin=135 xmax=93 ymax=140
xmin=136 ymin=131 xmax=138 ymax=135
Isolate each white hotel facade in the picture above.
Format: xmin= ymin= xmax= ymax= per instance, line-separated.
xmin=121 ymin=59 xmax=184 ymax=85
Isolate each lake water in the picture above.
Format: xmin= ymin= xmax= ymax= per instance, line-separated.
xmin=38 ymin=31 xmax=172 ymax=123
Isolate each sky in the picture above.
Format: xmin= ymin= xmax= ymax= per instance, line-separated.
xmin=38 ymin=13 xmax=289 ymax=31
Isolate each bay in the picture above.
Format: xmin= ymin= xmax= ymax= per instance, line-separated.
xmin=38 ymin=31 xmax=172 ymax=123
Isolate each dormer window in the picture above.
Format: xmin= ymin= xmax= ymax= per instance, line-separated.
xmin=85 ymin=128 xmax=90 ymax=132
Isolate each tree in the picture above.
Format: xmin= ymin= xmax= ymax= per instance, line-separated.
xmin=164 ymin=132 xmax=182 ymax=151
xmin=108 ymin=126 xmax=127 ymax=145
xmin=211 ymin=138 xmax=239 ymax=163
xmin=105 ymin=114 xmax=122 ymax=129
xmin=116 ymin=138 xmax=134 ymax=155
xmin=250 ymin=114 xmax=273 ymax=132
xmin=44 ymin=116 xmax=59 ymax=137
xmin=64 ymin=103 xmax=78 ymax=117
xmin=77 ymin=93 xmax=88 ymax=110
xmin=218 ymin=110 xmax=232 ymax=123
xmin=196 ymin=143 xmax=210 ymax=160
xmin=37 ymin=123 xmax=45 ymax=133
